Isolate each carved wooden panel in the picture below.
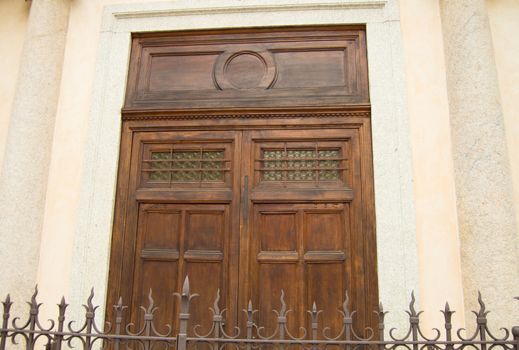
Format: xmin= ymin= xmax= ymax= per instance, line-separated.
xmin=249 ymin=203 xmax=351 ymax=337
xmin=124 ymin=26 xmax=369 ymax=110
xmin=130 ymin=203 xmax=231 ymax=334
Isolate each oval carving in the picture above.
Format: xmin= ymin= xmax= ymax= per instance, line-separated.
xmin=214 ymin=50 xmax=276 ymax=90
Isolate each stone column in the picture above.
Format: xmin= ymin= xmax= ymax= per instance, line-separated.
xmin=0 ymin=0 xmax=70 ymax=308
xmin=440 ymin=0 xmax=519 ymax=327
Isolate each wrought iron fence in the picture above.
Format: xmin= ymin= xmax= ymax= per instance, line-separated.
xmin=1 ymin=276 xmax=518 ymax=350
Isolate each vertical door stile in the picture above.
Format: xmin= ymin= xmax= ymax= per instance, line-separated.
xmin=238 ymin=130 xmax=252 ymax=330
xmin=297 ymin=207 xmax=306 ymax=333
xmin=228 ymin=130 xmax=243 ymax=330
xmin=174 ymin=209 xmax=187 ymax=335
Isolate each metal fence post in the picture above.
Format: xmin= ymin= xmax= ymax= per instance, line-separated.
xmin=377 ymin=302 xmax=387 ymax=350
xmin=0 ymin=295 xmax=12 ymax=350
xmin=276 ymin=291 xmax=287 ymax=350
xmin=83 ymin=289 xmax=96 ymax=350
xmin=245 ymin=300 xmax=255 ymax=350
xmin=476 ymin=293 xmax=488 ymax=350
xmin=1 ymin=283 xmax=518 ymax=350
xmin=511 ymin=326 xmax=519 ymax=350
xmin=53 ymin=297 xmax=68 ymax=350
xmin=177 ymin=277 xmax=193 ymax=350
xmin=309 ymin=302 xmax=320 ymax=350
xmin=26 ymin=288 xmax=40 ymax=350
xmin=113 ymin=297 xmax=126 ymax=350
xmin=513 ymin=297 xmax=519 ymax=350
xmin=442 ymin=303 xmax=454 ymax=350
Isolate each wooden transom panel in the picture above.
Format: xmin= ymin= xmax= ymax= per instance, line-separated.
xmin=124 ymin=26 xmax=369 ymax=110
xmin=108 ymin=26 xmax=377 ymax=340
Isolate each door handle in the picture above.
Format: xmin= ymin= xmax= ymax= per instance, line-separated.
xmin=242 ymin=176 xmax=249 ymax=225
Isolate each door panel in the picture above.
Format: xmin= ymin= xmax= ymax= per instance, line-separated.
xmin=132 ymin=205 xmax=181 ymax=331
xmin=131 ymin=203 xmax=230 ymax=333
xmin=252 ymin=207 xmax=300 ymax=332
xmin=247 ymin=202 xmax=351 ymax=337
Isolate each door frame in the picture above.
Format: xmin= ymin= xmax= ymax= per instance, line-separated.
xmin=69 ymin=4 xmax=419 ymax=333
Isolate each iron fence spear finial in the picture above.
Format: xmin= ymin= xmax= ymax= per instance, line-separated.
xmin=513 ymin=297 xmax=519 ymax=350
xmin=175 ymin=276 xmax=198 ymax=350
xmin=376 ymin=302 xmax=387 ymax=350
xmin=0 ymin=282 xmax=517 ymax=350
xmin=442 ymin=302 xmax=455 ymax=350
xmin=112 ymin=296 xmax=126 ymax=350
xmin=0 ymin=294 xmax=12 ymax=350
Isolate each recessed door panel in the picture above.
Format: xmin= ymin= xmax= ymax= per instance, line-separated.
xmin=131 ymin=202 xmax=231 ymax=334
xmin=247 ymin=202 xmax=352 ymax=338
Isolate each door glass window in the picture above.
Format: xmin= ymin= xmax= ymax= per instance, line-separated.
xmin=262 ymin=148 xmax=341 ymax=181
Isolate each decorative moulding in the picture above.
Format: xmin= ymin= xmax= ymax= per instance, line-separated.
xmin=112 ymin=1 xmax=388 ymax=20
xmin=121 ymin=106 xmax=372 ymax=121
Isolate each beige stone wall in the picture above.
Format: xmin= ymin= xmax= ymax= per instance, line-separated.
xmin=32 ymin=0 xmax=182 ymax=319
xmin=440 ymin=0 xmax=519 ymax=329
xmin=36 ymin=0 xmax=166 ymax=310
xmin=1 ymin=0 xmax=517 ymax=330
xmin=487 ymin=0 xmax=519 ymax=236
xmin=4 ymin=0 xmax=448 ymax=322
xmin=0 ymin=1 xmax=30 ymax=169
xmin=0 ymin=0 xmax=72 ymax=319
xmin=399 ymin=0 xmax=465 ymax=330
xmin=37 ymin=0 xmax=421 ymax=329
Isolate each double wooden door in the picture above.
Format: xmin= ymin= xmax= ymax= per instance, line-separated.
xmin=108 ymin=120 xmax=377 ymax=336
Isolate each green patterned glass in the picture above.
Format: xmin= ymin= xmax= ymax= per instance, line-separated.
xmin=148 ymin=150 xmax=225 ymax=182
xmin=262 ymin=149 xmax=340 ymax=182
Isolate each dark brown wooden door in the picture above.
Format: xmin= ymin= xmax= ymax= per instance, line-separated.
xmin=108 ymin=124 xmax=375 ymax=335
xmin=107 ymin=26 xmax=377 ymax=337
xmin=120 ymin=130 xmax=242 ymax=333
xmin=240 ymin=129 xmax=364 ymax=336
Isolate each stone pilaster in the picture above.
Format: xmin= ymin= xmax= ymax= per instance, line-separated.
xmin=440 ymin=0 xmax=519 ymax=327
xmin=0 ymin=0 xmax=70 ymax=307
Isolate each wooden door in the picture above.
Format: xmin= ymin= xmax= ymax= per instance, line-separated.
xmin=106 ymin=26 xmax=377 ymax=337
xmin=240 ymin=129 xmax=365 ymax=336
xmin=107 ymin=124 xmax=375 ymax=334
xmin=115 ymin=130 xmax=243 ymax=332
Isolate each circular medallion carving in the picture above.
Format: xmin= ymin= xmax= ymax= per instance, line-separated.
xmin=214 ymin=50 xmax=276 ymax=90
xmin=226 ymin=53 xmax=265 ymax=88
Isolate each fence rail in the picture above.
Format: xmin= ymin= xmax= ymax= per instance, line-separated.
xmin=1 ymin=277 xmax=518 ymax=350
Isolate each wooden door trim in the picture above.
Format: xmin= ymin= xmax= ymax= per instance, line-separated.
xmin=122 ymin=105 xmax=371 ymax=121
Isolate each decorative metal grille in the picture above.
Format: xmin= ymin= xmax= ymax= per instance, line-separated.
xmin=261 ymin=148 xmax=343 ymax=182
xmin=2 ymin=277 xmax=519 ymax=350
xmin=144 ymin=150 xmax=227 ymax=184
